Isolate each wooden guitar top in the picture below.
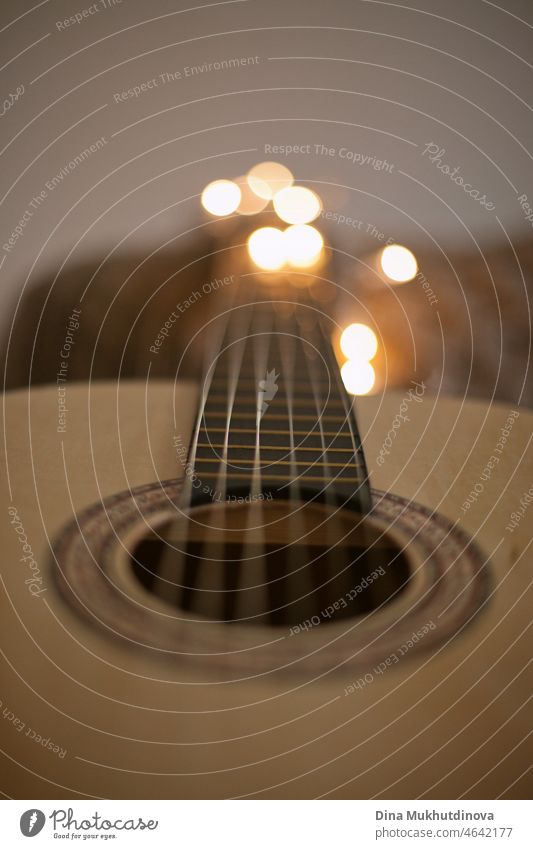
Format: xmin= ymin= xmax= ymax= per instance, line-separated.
xmin=1 ymin=382 xmax=531 ymax=799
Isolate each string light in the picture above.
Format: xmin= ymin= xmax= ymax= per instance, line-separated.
xmin=201 ymin=179 xmax=241 ymax=216
xmin=247 ymin=227 xmax=286 ymax=270
xmin=340 ymin=323 xmax=378 ymax=361
xmin=247 ymin=162 xmax=293 ymax=200
xmin=283 ymin=224 xmax=324 ymax=268
xmin=273 ymin=186 xmax=322 ymax=224
xmin=380 ymin=244 xmax=418 ymax=282
xmin=341 ymin=360 xmax=376 ymax=395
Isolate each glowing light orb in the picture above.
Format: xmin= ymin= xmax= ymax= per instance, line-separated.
xmin=273 ymin=185 xmax=322 ymax=224
xmin=247 ymin=227 xmax=286 ymax=270
xmin=340 ymin=323 xmax=378 ymax=361
xmin=247 ymin=162 xmax=293 ymax=200
xmin=235 ymin=176 xmax=269 ymax=215
xmin=201 ymin=179 xmax=241 ymax=216
xmin=283 ymin=224 xmax=324 ymax=268
xmin=380 ymin=244 xmax=418 ymax=282
xmin=341 ymin=360 xmax=376 ymax=395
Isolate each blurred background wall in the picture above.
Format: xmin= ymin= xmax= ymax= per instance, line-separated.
xmin=1 ymin=0 xmax=532 ymax=402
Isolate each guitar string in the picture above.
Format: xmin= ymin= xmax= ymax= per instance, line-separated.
xmin=217 ymin=297 xmax=258 ymax=498
xmin=295 ymin=290 xmax=371 ymax=614
xmin=313 ymin=307 xmax=376 ymax=605
xmin=194 ymin=291 xmax=276 ymax=622
xmin=217 ymin=289 xmax=362 ymax=624
xmin=238 ymin=297 xmax=275 ymax=622
xmin=304 ymin=321 xmax=358 ymax=605
xmin=216 ymin=293 xmax=263 ymax=622
xmin=293 ymin=288 xmax=362 ymax=490
xmin=266 ymin=300 xmax=333 ymax=624
xmin=270 ymin=299 xmax=330 ymax=624
xmin=278 ymin=310 xmax=317 ymax=624
xmin=179 ymin=277 xmax=242 ymax=510
xmin=233 ymin=294 xmax=312 ymax=624
xmin=153 ymin=280 xmax=243 ymax=607
xmin=293 ymin=291 xmax=347 ymax=614
xmin=175 ymin=279 xmax=369 ymax=622
xmin=162 ymin=277 xmax=250 ymax=613
xmin=247 ymin=295 xmax=335 ymax=623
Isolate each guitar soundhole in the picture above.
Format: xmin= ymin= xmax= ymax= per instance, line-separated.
xmin=129 ymin=502 xmax=411 ymax=627
xmin=53 ymin=483 xmax=490 ymax=673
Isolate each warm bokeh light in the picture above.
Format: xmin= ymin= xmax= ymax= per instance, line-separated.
xmin=247 ymin=227 xmax=286 ymax=270
xmin=340 ymin=323 xmax=378 ymax=361
xmin=235 ymin=176 xmax=269 ymax=215
xmin=283 ymin=224 xmax=324 ymax=268
xmin=341 ymin=360 xmax=376 ymax=395
xmin=247 ymin=162 xmax=293 ymax=200
xmin=273 ymin=185 xmax=322 ymax=224
xmin=201 ymin=179 xmax=241 ymax=216
xmin=380 ymin=244 xmax=418 ymax=282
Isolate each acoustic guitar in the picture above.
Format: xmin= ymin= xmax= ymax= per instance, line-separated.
xmin=1 ymin=221 xmax=531 ymax=800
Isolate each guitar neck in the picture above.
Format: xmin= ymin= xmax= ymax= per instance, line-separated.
xmin=182 ymin=235 xmax=371 ymax=513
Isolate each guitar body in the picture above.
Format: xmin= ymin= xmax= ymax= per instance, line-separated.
xmin=1 ymin=381 xmax=531 ymax=799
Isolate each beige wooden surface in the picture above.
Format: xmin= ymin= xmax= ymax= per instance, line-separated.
xmin=0 ymin=382 xmax=531 ymax=799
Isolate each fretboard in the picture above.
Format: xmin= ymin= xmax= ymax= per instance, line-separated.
xmin=183 ymin=279 xmax=371 ymax=514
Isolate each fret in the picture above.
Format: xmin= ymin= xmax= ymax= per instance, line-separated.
xmin=193 ymin=457 xmax=362 ymax=469
xmin=182 ymin=280 xmax=371 ymax=513
xmin=203 ymin=405 xmax=346 ymax=417
xmin=212 ymin=366 xmax=327 ymax=380
xmin=203 ymin=399 xmax=344 ymax=413
xmin=203 ymin=407 xmax=344 ymax=421
xmin=193 ymin=472 xmax=363 ymax=483
xmin=195 ymin=442 xmax=361 ymax=459
xmin=208 ymin=378 xmax=334 ymax=390
xmin=198 ymin=427 xmax=352 ymax=437
xmin=202 ymin=411 xmax=347 ymax=422
xmin=205 ymin=394 xmax=346 ymax=409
